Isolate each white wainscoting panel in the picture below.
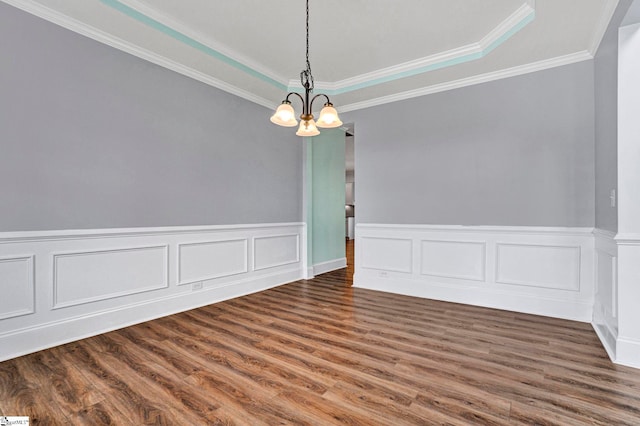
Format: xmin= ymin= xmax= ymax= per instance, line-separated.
xmin=612 ymin=234 xmax=640 ymax=369
xmin=593 ymin=229 xmax=618 ymax=362
xmin=495 ymin=244 xmax=581 ymax=290
xmin=253 ymin=234 xmax=299 ymax=271
xmin=421 ymin=240 xmax=486 ymax=281
xmin=0 ymin=223 xmax=304 ymax=362
xmin=53 ymin=246 xmax=169 ymax=309
xmin=355 ymin=224 xmax=595 ymax=322
xmin=178 ymin=239 xmax=247 ymax=285
xmin=596 ymin=251 xmax=617 ymax=319
xmin=0 ymin=255 xmax=35 ymax=320
xmin=361 ymin=237 xmax=412 ymax=273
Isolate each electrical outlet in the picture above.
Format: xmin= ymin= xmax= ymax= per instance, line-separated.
xmin=192 ymin=282 xmax=203 ymax=291
xmin=379 ymin=271 xmax=388 ymax=278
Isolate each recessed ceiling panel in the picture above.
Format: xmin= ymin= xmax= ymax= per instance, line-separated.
xmin=1 ymin=0 xmax=618 ymax=111
xmin=128 ymin=0 xmax=526 ymax=81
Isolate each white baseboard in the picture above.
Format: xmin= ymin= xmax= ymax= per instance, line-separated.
xmin=354 ymin=223 xmax=595 ymax=322
xmin=616 ymin=337 xmax=640 ymax=369
xmin=614 ymin=237 xmax=640 ymax=369
xmin=0 ymin=268 xmax=299 ymax=362
xmin=356 ymin=276 xmax=593 ymax=321
xmin=313 ymin=257 xmax=347 ymax=275
xmin=593 ymin=322 xmax=617 ymax=362
xmin=304 ymin=267 xmax=315 ymax=280
xmin=0 ymin=223 xmax=304 ymax=361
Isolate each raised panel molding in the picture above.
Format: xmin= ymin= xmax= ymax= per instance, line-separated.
xmin=495 ymin=243 xmax=581 ymax=291
xmin=178 ymin=239 xmax=248 ymax=285
xmin=0 ymin=223 xmax=303 ymax=362
xmin=592 ymin=229 xmax=620 ymax=365
xmin=592 ymin=247 xmax=618 ymax=364
xmin=361 ymin=237 xmax=413 ymax=273
xmin=0 ymin=255 xmax=35 ymax=320
xmin=253 ymin=234 xmax=300 ymax=271
xmin=53 ymin=245 xmax=169 ymax=309
xmin=595 ymin=250 xmax=617 ymax=319
xmin=421 ymin=240 xmax=486 ymax=281
xmin=355 ymin=224 xmax=594 ymax=322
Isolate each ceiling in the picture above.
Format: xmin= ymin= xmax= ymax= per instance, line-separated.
xmin=3 ymin=0 xmax=618 ymax=112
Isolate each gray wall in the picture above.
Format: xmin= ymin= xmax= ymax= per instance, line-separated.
xmin=594 ymin=0 xmax=633 ymax=233
xmin=0 ymin=3 xmax=301 ymax=232
xmin=345 ymin=61 xmax=596 ymax=227
xmin=621 ymin=0 xmax=640 ymax=26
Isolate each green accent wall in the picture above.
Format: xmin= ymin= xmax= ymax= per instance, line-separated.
xmin=310 ymin=129 xmax=346 ymax=266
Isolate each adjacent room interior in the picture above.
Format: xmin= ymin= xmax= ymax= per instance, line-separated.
xmin=1 ymin=0 xmax=640 ymax=423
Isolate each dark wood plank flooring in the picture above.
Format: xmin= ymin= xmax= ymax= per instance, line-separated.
xmin=2 ymin=240 xmax=640 ymax=424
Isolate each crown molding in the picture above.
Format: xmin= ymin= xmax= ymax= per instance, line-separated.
xmin=288 ymin=1 xmax=535 ymax=95
xmin=113 ymin=0 xmax=289 ymax=90
xmin=479 ymin=0 xmax=535 ymax=52
xmin=589 ymin=0 xmax=620 ymax=55
xmin=98 ymin=0 xmax=538 ymax=101
xmin=0 ymin=0 xmax=277 ymax=109
xmin=338 ymin=50 xmax=593 ymax=112
xmin=287 ymin=43 xmax=483 ymax=95
xmin=2 ymin=0 xmax=602 ymax=114
xmin=106 ymin=0 xmax=535 ymax=97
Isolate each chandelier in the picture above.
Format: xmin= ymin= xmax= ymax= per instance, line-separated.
xmin=270 ymin=0 xmax=343 ymax=136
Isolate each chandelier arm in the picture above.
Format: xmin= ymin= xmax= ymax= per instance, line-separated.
xmin=285 ymin=92 xmax=305 ymax=106
xmin=309 ymin=93 xmax=331 ymax=113
xmin=285 ymin=91 xmax=311 ymax=118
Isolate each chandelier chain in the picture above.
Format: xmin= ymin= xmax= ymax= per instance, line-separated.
xmin=306 ymin=0 xmax=310 ymax=73
xmin=270 ymin=0 xmax=341 ymax=134
xmin=302 ymin=0 xmax=314 ymax=91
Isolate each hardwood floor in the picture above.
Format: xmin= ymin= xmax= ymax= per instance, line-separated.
xmin=345 ymin=238 xmax=354 ymax=280
xmin=2 ymin=241 xmax=640 ymax=424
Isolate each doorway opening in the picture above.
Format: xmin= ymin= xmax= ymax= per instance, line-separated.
xmin=345 ymin=124 xmax=355 ymax=281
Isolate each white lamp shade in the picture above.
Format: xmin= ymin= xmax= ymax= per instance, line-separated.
xmin=296 ymin=119 xmax=320 ymax=137
xmin=270 ymin=103 xmax=298 ymax=127
xmin=316 ymin=104 xmax=343 ymax=128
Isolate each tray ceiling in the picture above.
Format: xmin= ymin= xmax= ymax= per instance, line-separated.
xmin=2 ymin=0 xmax=618 ymax=112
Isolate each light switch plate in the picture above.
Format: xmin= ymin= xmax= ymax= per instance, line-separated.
xmin=610 ymin=189 xmax=616 ymax=208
